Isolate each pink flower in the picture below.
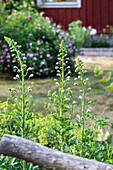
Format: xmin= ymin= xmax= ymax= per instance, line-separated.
xmin=39 ymin=51 xmax=43 ymax=55
xmin=40 ymin=61 xmax=44 ymax=66
xmin=69 ymin=43 xmax=72 ymax=47
xmin=39 ymin=69 xmax=43 ymax=72
xmin=7 ymin=64 xmax=10 ymax=67
xmin=29 ymin=33 xmax=33 ymax=37
xmin=44 ymin=68 xmax=49 ymax=71
xmin=32 ymin=67 xmax=34 ymax=70
xmin=5 ymin=48 xmax=8 ymax=52
xmin=59 ymin=60 xmax=62 ymax=65
xmin=47 ymin=19 xmax=51 ymax=24
xmin=29 ymin=43 xmax=32 ymax=48
xmin=13 ymin=69 xmax=16 ymax=72
xmin=29 ymin=54 xmax=34 ymax=58
xmin=31 ymin=1 xmax=34 ymax=4
xmin=7 ymin=59 xmax=10 ymax=62
xmin=37 ymin=40 xmax=40 ymax=45
xmin=71 ymin=49 xmax=74 ymax=53
xmin=28 ymin=15 xmax=32 ymax=19
xmin=24 ymin=4 xmax=27 ymax=8
xmin=27 ymin=53 xmax=30 ymax=56
xmin=3 ymin=52 xmax=6 ymax=55
xmin=3 ymin=45 xmax=7 ymax=48
xmin=40 ymin=55 xmax=43 ymax=58
xmin=0 ymin=59 xmax=4 ymax=63
xmin=33 ymin=57 xmax=37 ymax=61
xmin=6 ymin=55 xmax=11 ymax=59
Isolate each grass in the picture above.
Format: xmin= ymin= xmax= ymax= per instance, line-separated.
xmin=0 ymin=56 xmax=113 ymax=121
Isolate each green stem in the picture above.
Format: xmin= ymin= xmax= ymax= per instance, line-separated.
xmin=81 ymin=69 xmax=85 ymax=157
xmin=21 ymin=73 xmax=25 ymax=138
xmin=17 ymin=51 xmax=26 ymax=170
xmin=20 ymin=60 xmax=26 ymax=170
xmin=60 ymin=52 xmax=65 ymax=152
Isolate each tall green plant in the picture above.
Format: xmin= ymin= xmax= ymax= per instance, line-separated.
xmin=4 ymin=36 xmax=36 ymax=169
xmin=75 ymin=58 xmax=87 ymax=156
xmin=69 ymin=20 xmax=93 ymax=48
xmin=47 ymin=40 xmax=75 ymax=152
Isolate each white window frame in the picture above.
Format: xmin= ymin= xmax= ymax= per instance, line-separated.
xmin=37 ymin=0 xmax=81 ymax=8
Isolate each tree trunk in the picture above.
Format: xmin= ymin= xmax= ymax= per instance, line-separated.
xmin=0 ymin=134 xmax=113 ymax=170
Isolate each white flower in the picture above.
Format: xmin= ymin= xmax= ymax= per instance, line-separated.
xmin=16 ymin=74 xmax=20 ymax=78
xmin=90 ymin=28 xmax=97 ymax=35
xmin=73 ymin=101 xmax=77 ymax=104
xmin=55 ymin=82 xmax=59 ymax=85
xmin=11 ymin=88 xmax=15 ymax=91
xmin=79 ymin=95 xmax=82 ymax=99
xmin=88 ymin=100 xmax=92 ymax=104
xmin=76 ymin=114 xmax=80 ymax=119
xmin=29 ymin=74 xmax=33 ymax=78
xmin=28 ymin=87 xmax=32 ymax=92
xmin=83 ymin=27 xmax=87 ymax=31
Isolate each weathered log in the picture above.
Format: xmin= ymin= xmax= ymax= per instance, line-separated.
xmin=0 ymin=134 xmax=113 ymax=170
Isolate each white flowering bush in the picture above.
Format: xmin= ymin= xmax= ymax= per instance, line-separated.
xmin=0 ymin=1 xmax=79 ymax=77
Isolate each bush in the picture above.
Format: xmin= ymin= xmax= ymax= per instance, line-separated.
xmin=0 ymin=1 xmax=79 ymax=77
xmin=69 ymin=20 xmax=97 ymax=48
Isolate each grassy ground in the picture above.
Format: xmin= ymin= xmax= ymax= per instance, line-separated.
xmin=0 ymin=56 xmax=113 ymax=122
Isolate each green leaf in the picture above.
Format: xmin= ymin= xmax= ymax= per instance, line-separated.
xmin=100 ymin=72 xmax=111 ymax=83
xmin=108 ymin=82 xmax=113 ymax=91
xmin=94 ymin=66 xmax=103 ymax=76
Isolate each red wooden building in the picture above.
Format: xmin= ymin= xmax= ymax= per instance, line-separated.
xmin=35 ymin=0 xmax=113 ymax=33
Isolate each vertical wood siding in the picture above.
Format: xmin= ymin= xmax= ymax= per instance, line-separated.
xmin=39 ymin=0 xmax=113 ymax=32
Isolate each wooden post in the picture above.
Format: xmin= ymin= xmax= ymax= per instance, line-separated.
xmin=0 ymin=134 xmax=113 ymax=170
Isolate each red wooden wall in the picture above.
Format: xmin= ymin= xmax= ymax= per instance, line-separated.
xmin=37 ymin=0 xmax=113 ymax=33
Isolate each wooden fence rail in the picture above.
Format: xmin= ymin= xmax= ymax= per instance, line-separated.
xmin=0 ymin=134 xmax=113 ymax=170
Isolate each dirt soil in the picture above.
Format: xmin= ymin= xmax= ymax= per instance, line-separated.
xmin=77 ymin=55 xmax=113 ymax=69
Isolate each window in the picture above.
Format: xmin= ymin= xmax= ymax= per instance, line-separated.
xmin=37 ymin=0 xmax=81 ymax=8
xmin=42 ymin=0 xmax=77 ymax=2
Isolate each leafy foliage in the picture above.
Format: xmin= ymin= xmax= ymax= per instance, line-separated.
xmin=94 ymin=66 xmax=113 ymax=91
xmin=94 ymin=66 xmax=103 ymax=77
xmin=92 ymin=33 xmax=110 ymax=48
xmin=69 ymin=20 xmax=96 ymax=48
xmin=0 ymin=1 xmax=78 ymax=77
xmin=33 ymin=41 xmax=113 ymax=163
xmin=0 ymin=38 xmax=113 ymax=169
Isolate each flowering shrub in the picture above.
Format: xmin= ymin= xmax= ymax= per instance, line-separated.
xmin=69 ymin=20 xmax=97 ymax=48
xmin=0 ymin=1 xmax=79 ymax=77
